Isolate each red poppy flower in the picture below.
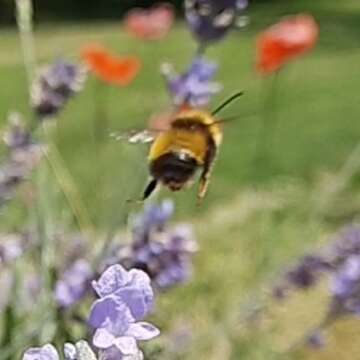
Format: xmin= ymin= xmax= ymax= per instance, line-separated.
xmin=81 ymin=45 xmax=141 ymax=86
xmin=256 ymin=14 xmax=319 ymax=75
xmin=125 ymin=3 xmax=174 ymax=40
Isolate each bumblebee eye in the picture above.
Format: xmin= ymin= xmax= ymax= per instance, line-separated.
xmin=213 ymin=8 xmax=236 ymax=28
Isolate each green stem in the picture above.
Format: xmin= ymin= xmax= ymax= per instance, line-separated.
xmin=15 ymin=0 xmax=36 ymax=99
xmin=254 ymin=71 xmax=281 ymax=164
xmin=93 ymin=81 xmax=110 ymax=143
xmin=42 ymin=123 xmax=95 ymax=238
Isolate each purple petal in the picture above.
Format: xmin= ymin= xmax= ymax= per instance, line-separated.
xmin=92 ymin=265 xmax=130 ymax=297
xmin=125 ymin=322 xmax=160 ymax=341
xmin=89 ymin=295 xmax=134 ymax=334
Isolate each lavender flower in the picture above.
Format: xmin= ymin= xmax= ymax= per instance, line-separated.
xmin=54 ymin=259 xmax=93 ymax=308
xmin=118 ymin=201 xmax=198 ymax=289
xmin=162 ymin=57 xmax=222 ymax=107
xmin=31 ymin=59 xmax=87 ymax=118
xmin=285 ymin=255 xmax=330 ymax=290
xmin=89 ymin=265 xmax=159 ymax=359
xmin=185 ymin=0 xmax=248 ymax=44
xmin=330 ymin=255 xmax=360 ymax=316
xmin=273 ymin=225 xmax=360 ymax=349
xmin=0 ymin=114 xmax=43 ymax=207
xmin=326 ymin=226 xmax=360 ymax=265
xmin=132 ymin=199 xmax=174 ymax=242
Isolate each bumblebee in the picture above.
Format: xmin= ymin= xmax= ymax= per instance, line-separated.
xmin=144 ymin=107 xmax=223 ymax=203
xmin=116 ymin=92 xmax=243 ymax=204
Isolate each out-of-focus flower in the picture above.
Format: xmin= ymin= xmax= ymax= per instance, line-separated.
xmin=185 ymin=0 xmax=247 ymax=45
xmin=89 ymin=265 xmax=159 ymax=359
xmin=23 ymin=344 xmax=59 ymax=360
xmin=162 ymin=57 xmax=222 ymax=107
xmin=0 ymin=114 xmax=43 ymax=208
xmin=325 ymin=226 xmax=360 ymax=265
xmin=31 ymin=59 xmax=87 ymax=118
xmin=54 ymin=259 xmax=93 ymax=308
xmin=330 ymin=255 xmax=360 ymax=316
xmin=125 ymin=3 xmax=174 ymax=40
xmin=0 ymin=233 xmax=24 ymax=266
xmin=132 ymin=199 xmax=174 ymax=242
xmin=118 ymin=201 xmax=198 ymax=289
xmin=307 ymin=331 xmax=325 ymax=349
xmin=256 ymin=14 xmax=319 ymax=75
xmin=285 ymin=255 xmax=330 ymax=290
xmin=3 ymin=113 xmax=32 ymax=151
xmin=81 ymin=45 xmax=141 ymax=86
xmin=273 ymin=225 xmax=360 ymax=348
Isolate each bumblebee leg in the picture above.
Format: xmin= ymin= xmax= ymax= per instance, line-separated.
xmin=143 ymin=179 xmax=158 ymax=200
xmin=198 ymin=144 xmax=216 ymax=205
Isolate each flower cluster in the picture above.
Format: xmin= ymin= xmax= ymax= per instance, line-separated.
xmin=89 ymin=265 xmax=159 ymax=359
xmin=31 ymin=59 xmax=87 ymax=118
xmin=115 ymin=200 xmax=198 ymax=290
xmin=273 ymin=225 xmax=360 ymax=347
xmin=161 ymin=0 xmax=249 ymax=108
xmin=23 ymin=265 xmax=159 ymax=360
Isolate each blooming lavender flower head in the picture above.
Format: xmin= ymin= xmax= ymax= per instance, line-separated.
xmin=89 ymin=265 xmax=159 ymax=359
xmin=31 ymin=59 xmax=87 ymax=118
xmin=185 ymin=0 xmax=248 ymax=44
xmin=54 ymin=259 xmax=93 ymax=308
xmin=120 ymin=201 xmax=198 ymax=289
xmin=162 ymin=57 xmax=222 ymax=107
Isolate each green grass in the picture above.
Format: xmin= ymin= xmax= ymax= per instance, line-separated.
xmin=2 ymin=0 xmax=360 ymax=358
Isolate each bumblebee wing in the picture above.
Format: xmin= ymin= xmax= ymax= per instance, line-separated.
xmin=110 ymin=129 xmax=157 ymax=144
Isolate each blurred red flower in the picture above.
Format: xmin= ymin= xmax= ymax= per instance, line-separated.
xmin=256 ymin=14 xmax=319 ymax=75
xmin=81 ymin=45 xmax=141 ymax=86
xmin=125 ymin=3 xmax=174 ymax=40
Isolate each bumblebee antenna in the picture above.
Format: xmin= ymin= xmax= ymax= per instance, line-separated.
xmin=211 ymin=91 xmax=244 ymax=116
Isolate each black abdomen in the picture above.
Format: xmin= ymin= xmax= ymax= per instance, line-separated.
xmin=150 ymin=152 xmax=199 ymax=191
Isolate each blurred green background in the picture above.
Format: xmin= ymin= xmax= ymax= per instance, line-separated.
xmin=2 ymin=0 xmax=360 ymax=359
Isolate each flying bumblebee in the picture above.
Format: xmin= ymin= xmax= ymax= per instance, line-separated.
xmin=115 ymin=92 xmax=243 ymax=204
